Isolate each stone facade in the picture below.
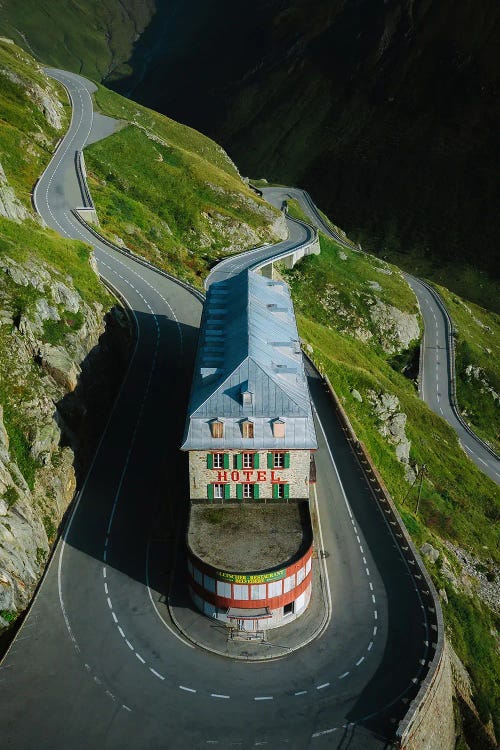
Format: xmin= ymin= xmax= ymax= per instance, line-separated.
xmin=188 ymin=449 xmax=311 ymax=501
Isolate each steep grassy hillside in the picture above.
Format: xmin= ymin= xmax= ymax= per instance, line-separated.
xmin=83 ymin=85 xmax=284 ymax=285
xmin=0 ymin=40 xmax=69 ymax=208
xmin=0 ymin=1 xmax=155 ymax=82
xmin=283 ymin=233 xmax=500 ymax=742
xmin=436 ymin=286 xmax=500 ymax=454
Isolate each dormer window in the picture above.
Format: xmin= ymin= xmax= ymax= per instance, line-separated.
xmin=210 ymin=419 xmax=224 ymax=438
xmin=272 ymin=419 xmax=285 ymax=438
xmin=241 ymin=389 xmax=253 ymax=407
xmin=241 ymin=419 xmax=254 ymax=439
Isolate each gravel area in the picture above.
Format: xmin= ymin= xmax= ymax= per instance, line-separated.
xmin=188 ymin=502 xmax=312 ymax=572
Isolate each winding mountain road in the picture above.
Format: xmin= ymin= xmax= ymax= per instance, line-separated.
xmin=261 ymin=188 xmax=500 ymax=486
xmin=0 ymin=72 xmax=436 ymax=749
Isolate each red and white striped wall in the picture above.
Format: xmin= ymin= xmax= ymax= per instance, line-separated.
xmin=187 ymin=545 xmax=313 ymax=631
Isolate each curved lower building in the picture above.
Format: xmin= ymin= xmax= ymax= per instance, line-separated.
xmin=187 ymin=502 xmax=313 ymax=631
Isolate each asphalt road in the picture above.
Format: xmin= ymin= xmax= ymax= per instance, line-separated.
xmin=0 ymin=71 xmax=434 ymax=749
xmin=262 ymin=187 xmax=500 ymax=487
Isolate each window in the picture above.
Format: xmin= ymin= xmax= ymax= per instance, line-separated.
xmin=243 ymin=453 xmax=253 ymax=468
xmin=233 ymin=584 xmax=249 ymax=600
xmin=272 ymin=419 xmax=285 ymax=438
xmin=241 ymin=390 xmax=253 ymax=406
xmin=214 ymin=483 xmax=224 ymax=499
xmin=267 ymin=452 xmax=290 ymax=469
xmin=241 ymin=419 xmax=254 ymax=438
xmin=211 ymin=420 xmax=224 ymax=438
xmin=237 ymin=483 xmax=259 ymax=500
xmin=251 ymin=584 xmax=266 ymax=600
xmin=213 ymin=453 xmax=224 ymax=469
xmin=272 ymin=482 xmax=289 ymax=500
xmin=284 ymin=601 xmax=294 ymax=616
xmin=274 ymin=452 xmax=285 ymax=469
xmin=268 ymin=580 xmax=282 ymax=597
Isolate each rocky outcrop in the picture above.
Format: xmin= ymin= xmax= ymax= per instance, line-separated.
xmin=0 ymin=66 xmax=64 ymax=131
xmin=0 ymin=253 xmax=129 ymax=632
xmin=0 ymin=162 xmax=31 ymax=222
xmin=368 ymin=298 xmax=420 ymax=354
xmin=464 ymin=364 xmax=500 ymax=405
xmin=367 ymin=390 xmax=415 ymax=483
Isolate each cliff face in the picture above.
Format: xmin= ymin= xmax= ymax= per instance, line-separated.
xmin=0 ymin=237 xmax=129 ymax=632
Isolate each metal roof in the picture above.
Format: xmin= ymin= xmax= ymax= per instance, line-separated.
xmin=181 ymin=270 xmax=317 ymax=450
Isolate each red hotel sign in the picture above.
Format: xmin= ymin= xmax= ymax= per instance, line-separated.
xmin=216 ymin=470 xmax=283 ymax=483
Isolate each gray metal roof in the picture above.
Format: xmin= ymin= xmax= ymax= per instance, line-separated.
xmin=181 ymin=270 xmax=317 ymax=450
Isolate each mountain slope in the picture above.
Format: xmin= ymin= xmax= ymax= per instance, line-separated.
xmin=118 ymin=0 xmax=500 ymax=308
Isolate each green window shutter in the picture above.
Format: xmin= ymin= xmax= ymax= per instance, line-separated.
xmin=284 ymin=452 xmax=290 ymax=469
xmin=236 ymin=453 xmax=243 ymax=469
xmin=236 ymin=484 xmax=243 ymax=501
xmin=272 ymin=483 xmax=279 ymax=500
xmin=267 ymin=452 xmax=273 ymax=469
xmin=253 ymin=452 xmax=260 ymax=469
xmin=223 ymin=453 xmax=230 ymax=469
xmin=284 ymin=484 xmax=290 ymax=499
xmin=207 ymin=484 xmax=214 ymax=501
xmin=207 ymin=453 xmax=213 ymax=469
xmin=253 ymin=484 xmax=259 ymax=500
xmin=224 ymin=484 xmax=231 ymax=500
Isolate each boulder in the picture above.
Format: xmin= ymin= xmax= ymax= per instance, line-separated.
xmin=351 ymin=388 xmax=363 ymax=402
xmin=51 ymin=281 xmax=81 ymax=313
xmin=39 ymin=344 xmax=80 ymax=391
xmin=420 ymin=542 xmax=440 ymax=563
xmin=0 ymin=162 xmax=31 ymax=222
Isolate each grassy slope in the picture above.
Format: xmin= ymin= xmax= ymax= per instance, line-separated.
xmin=285 ymin=234 xmax=499 ymax=735
xmin=83 ymin=85 xmax=281 ymax=286
xmin=0 ymin=1 xmax=155 ymax=82
xmin=435 ymin=285 xmax=500 ymax=454
xmin=0 ymin=41 xmax=70 ymax=207
xmin=0 ymin=42 xmax=112 ymax=490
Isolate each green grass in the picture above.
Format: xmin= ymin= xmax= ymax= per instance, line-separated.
xmin=82 ymin=84 xmax=281 ymax=286
xmin=433 ymin=285 xmax=500 ymax=453
xmin=0 ymin=609 xmax=17 ymax=624
xmin=288 ymin=232 xmax=500 ymax=735
xmin=285 ymin=234 xmax=418 ymax=354
xmin=0 ymin=39 xmax=70 ymax=208
xmin=0 ymin=217 xmax=110 ymax=308
xmin=0 ymin=399 xmax=38 ymax=490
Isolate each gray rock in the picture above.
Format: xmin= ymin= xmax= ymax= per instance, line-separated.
xmin=420 ymin=543 xmax=440 ymax=563
xmin=369 ymin=299 xmax=420 ymax=354
xmin=51 ymin=281 xmax=81 ymax=313
xmin=39 ymin=344 xmax=80 ymax=391
xmin=35 ymin=297 xmax=60 ymax=322
xmin=339 ymin=251 xmax=348 ymax=261
xmin=0 ymin=162 xmax=31 ymax=222
xmin=31 ymin=421 xmax=61 ymax=465
xmin=368 ymin=390 xmax=413 ymax=475
xmin=367 ymin=280 xmax=382 ymax=291
xmin=351 ymin=388 xmax=363 ymax=402
xmin=439 ymin=588 xmax=448 ymax=604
